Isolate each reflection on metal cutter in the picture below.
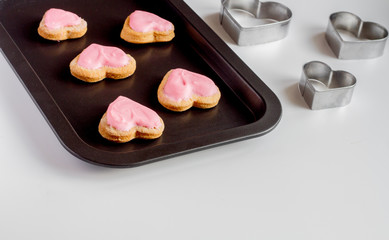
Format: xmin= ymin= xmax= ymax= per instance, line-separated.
xmin=325 ymin=12 xmax=388 ymax=59
xmin=299 ymin=61 xmax=357 ymax=110
xmin=220 ymin=0 xmax=292 ymax=45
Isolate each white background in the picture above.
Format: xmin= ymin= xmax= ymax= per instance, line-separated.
xmin=1 ymin=0 xmax=388 ymax=239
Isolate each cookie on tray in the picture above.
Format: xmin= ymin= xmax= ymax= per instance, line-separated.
xmin=98 ymin=96 xmax=164 ymax=143
xmin=70 ymin=43 xmax=136 ymax=83
xmin=38 ymin=8 xmax=87 ymax=41
xmin=157 ymin=68 xmax=221 ymax=112
xmin=120 ymin=10 xmax=174 ymax=44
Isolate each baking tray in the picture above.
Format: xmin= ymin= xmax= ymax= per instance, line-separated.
xmin=0 ymin=0 xmax=282 ymax=167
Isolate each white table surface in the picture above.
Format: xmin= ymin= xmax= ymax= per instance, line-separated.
xmin=1 ymin=0 xmax=388 ymax=239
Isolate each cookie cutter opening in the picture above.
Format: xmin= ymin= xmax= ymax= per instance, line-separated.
xmin=299 ymin=61 xmax=357 ymax=110
xmin=325 ymin=12 xmax=388 ymax=59
xmin=220 ymin=0 xmax=292 ymax=45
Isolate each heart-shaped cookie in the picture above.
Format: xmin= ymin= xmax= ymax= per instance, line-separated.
xmin=220 ymin=0 xmax=292 ymax=45
xmin=325 ymin=12 xmax=388 ymax=59
xmin=70 ymin=43 xmax=136 ymax=83
xmin=38 ymin=8 xmax=87 ymax=41
xmin=98 ymin=96 xmax=164 ymax=143
xmin=157 ymin=68 xmax=221 ymax=112
xmin=120 ymin=10 xmax=175 ymax=44
xmin=299 ymin=61 xmax=356 ymax=110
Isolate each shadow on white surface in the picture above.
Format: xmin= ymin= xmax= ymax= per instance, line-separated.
xmin=203 ymin=13 xmax=236 ymax=45
xmin=312 ymin=32 xmax=336 ymax=58
xmin=284 ymin=82 xmax=308 ymax=109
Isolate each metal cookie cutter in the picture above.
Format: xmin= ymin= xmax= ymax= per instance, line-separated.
xmin=220 ymin=0 xmax=292 ymax=45
xmin=299 ymin=61 xmax=357 ymax=110
xmin=325 ymin=12 xmax=388 ymax=59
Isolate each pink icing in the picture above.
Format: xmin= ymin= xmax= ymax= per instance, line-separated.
xmin=43 ymin=8 xmax=81 ymax=30
xmin=77 ymin=44 xmax=130 ymax=69
xmin=129 ymin=10 xmax=173 ymax=33
xmin=106 ymin=96 xmax=162 ymax=131
xmin=163 ymin=68 xmax=219 ymax=101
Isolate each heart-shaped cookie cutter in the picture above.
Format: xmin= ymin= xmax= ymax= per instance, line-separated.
xmin=299 ymin=61 xmax=357 ymax=110
xmin=220 ymin=0 xmax=292 ymax=45
xmin=325 ymin=12 xmax=388 ymax=59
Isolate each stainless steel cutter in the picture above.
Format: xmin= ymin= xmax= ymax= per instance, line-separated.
xmin=299 ymin=61 xmax=357 ymax=110
xmin=220 ymin=0 xmax=292 ymax=45
xmin=325 ymin=12 xmax=388 ymax=59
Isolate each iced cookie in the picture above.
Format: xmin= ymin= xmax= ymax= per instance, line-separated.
xmin=70 ymin=43 xmax=136 ymax=83
xmin=157 ymin=68 xmax=221 ymax=112
xmin=98 ymin=96 xmax=164 ymax=143
xmin=120 ymin=10 xmax=175 ymax=44
xmin=38 ymin=8 xmax=87 ymax=41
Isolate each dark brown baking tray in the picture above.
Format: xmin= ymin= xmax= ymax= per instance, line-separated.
xmin=0 ymin=0 xmax=282 ymax=167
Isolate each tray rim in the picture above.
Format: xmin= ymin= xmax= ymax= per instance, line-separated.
xmin=0 ymin=0 xmax=282 ymax=167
